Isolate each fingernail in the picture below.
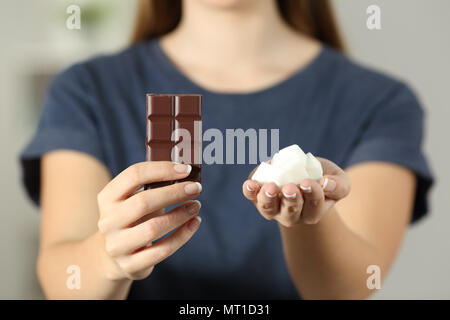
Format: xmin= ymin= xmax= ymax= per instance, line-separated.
xmin=188 ymin=216 xmax=202 ymax=231
xmin=174 ymin=163 xmax=192 ymax=174
xmin=282 ymin=192 xmax=296 ymax=199
xmin=324 ymin=179 xmax=336 ymax=193
xmin=300 ymin=185 xmax=312 ymax=193
xmin=186 ymin=200 xmax=201 ymax=215
xmin=265 ymin=191 xmax=277 ymax=198
xmin=321 ymin=178 xmax=329 ymax=190
xmin=246 ymin=184 xmax=254 ymax=192
xmin=184 ymin=182 xmax=202 ymax=195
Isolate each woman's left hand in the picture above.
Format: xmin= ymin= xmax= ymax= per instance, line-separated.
xmin=242 ymin=158 xmax=351 ymax=227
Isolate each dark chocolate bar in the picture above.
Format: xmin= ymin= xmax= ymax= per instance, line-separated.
xmin=145 ymin=94 xmax=202 ymax=189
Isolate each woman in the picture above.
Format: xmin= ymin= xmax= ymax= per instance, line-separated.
xmin=21 ymin=0 xmax=433 ymax=299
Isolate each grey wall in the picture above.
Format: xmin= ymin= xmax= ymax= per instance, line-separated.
xmin=0 ymin=0 xmax=448 ymax=299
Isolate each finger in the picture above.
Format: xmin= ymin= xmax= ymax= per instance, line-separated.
xmin=299 ymin=179 xmax=325 ymax=225
xmin=119 ymin=216 xmax=202 ymax=274
xmin=99 ymin=161 xmax=193 ymax=202
xmin=319 ymin=174 xmax=351 ymax=200
xmin=256 ymin=182 xmax=281 ymax=218
xmin=104 ymin=201 xmax=201 ymax=257
xmin=242 ymin=180 xmax=261 ymax=203
xmin=101 ymin=181 xmax=202 ymax=231
xmin=278 ymin=183 xmax=303 ymax=227
xmin=129 ymin=209 xmax=165 ymax=228
xmin=124 ymin=266 xmax=155 ymax=281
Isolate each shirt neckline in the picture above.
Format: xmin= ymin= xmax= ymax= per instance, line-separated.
xmin=147 ymin=38 xmax=328 ymax=98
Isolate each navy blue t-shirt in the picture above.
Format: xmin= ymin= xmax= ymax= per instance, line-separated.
xmin=20 ymin=39 xmax=433 ymax=299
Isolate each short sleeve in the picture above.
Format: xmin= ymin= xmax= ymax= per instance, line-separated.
xmin=20 ymin=63 xmax=105 ymax=206
xmin=344 ymin=83 xmax=434 ymax=223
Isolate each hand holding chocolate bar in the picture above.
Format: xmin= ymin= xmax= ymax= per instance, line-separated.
xmin=243 ymin=146 xmax=351 ymax=227
xmin=96 ymin=161 xmax=202 ymax=281
xmin=95 ymin=94 xmax=205 ymax=280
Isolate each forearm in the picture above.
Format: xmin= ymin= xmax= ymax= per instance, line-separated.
xmin=279 ymin=207 xmax=384 ymax=299
xmin=37 ymin=232 xmax=132 ymax=299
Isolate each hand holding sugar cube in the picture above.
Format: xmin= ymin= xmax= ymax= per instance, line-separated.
xmin=244 ymin=145 xmax=351 ymax=227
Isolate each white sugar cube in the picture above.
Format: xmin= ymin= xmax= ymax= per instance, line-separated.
xmin=271 ymin=144 xmax=306 ymax=169
xmin=305 ymin=152 xmax=323 ymax=181
xmin=251 ymin=145 xmax=323 ymax=187
xmin=277 ymin=162 xmax=309 ymax=186
xmin=251 ymin=162 xmax=284 ymax=187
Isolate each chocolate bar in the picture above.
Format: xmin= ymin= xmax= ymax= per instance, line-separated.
xmin=145 ymin=94 xmax=202 ymax=189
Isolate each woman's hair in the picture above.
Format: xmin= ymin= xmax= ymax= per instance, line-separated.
xmin=131 ymin=0 xmax=344 ymax=51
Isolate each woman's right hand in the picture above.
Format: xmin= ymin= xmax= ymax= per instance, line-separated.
xmin=96 ymin=161 xmax=202 ymax=281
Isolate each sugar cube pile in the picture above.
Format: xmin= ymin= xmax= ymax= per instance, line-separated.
xmin=251 ymin=145 xmax=323 ymax=187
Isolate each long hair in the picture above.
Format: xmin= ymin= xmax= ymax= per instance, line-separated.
xmin=131 ymin=0 xmax=344 ymax=51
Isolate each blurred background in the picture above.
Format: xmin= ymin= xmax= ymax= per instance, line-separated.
xmin=0 ymin=0 xmax=448 ymax=299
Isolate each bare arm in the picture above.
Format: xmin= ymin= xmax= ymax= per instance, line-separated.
xmin=243 ymin=161 xmax=415 ymax=299
xmin=38 ymin=151 xmax=202 ymax=299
